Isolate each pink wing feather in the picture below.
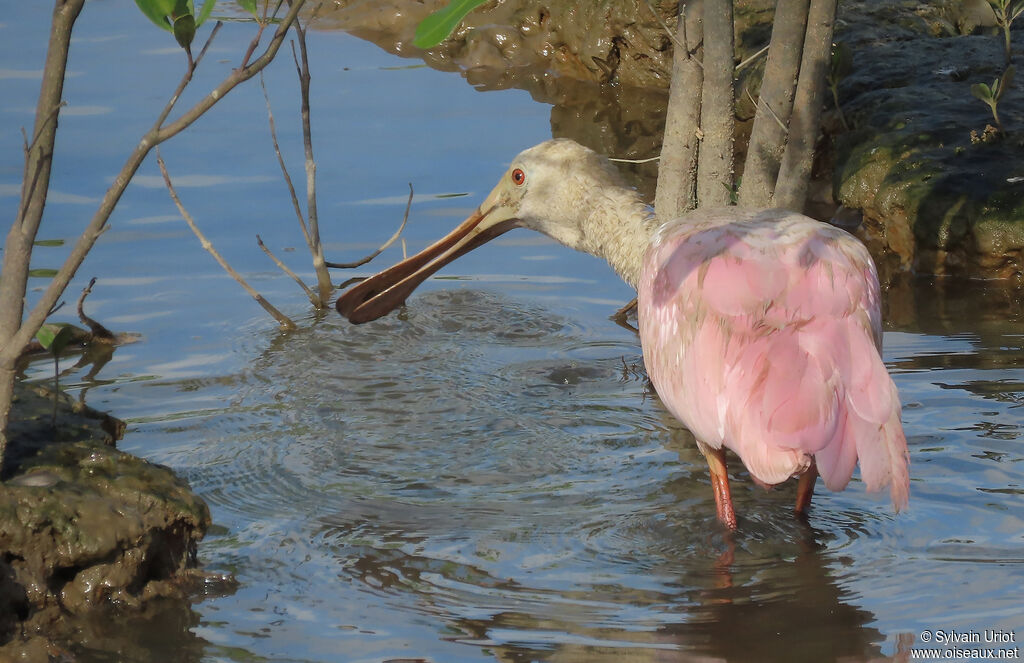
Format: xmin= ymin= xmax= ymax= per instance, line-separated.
xmin=638 ymin=209 xmax=909 ymax=510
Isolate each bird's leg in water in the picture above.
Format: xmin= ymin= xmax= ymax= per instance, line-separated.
xmin=704 ymin=445 xmax=737 ymax=530
xmin=794 ymin=459 xmax=818 ymax=516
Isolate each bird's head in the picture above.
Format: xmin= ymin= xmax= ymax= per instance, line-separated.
xmin=336 ymin=139 xmax=628 ymax=323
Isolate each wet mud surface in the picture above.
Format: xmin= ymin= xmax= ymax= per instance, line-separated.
xmin=0 ymin=383 xmax=213 ymax=660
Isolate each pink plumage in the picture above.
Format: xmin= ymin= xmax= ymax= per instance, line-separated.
xmin=638 ymin=207 xmax=910 ymax=511
xmin=337 ymin=139 xmax=910 ymax=528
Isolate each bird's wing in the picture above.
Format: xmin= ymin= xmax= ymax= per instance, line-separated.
xmin=639 ymin=214 xmax=908 ymax=506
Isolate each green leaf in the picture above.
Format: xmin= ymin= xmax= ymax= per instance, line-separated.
xmin=971 ymin=81 xmax=994 ymax=102
xmin=829 ymin=42 xmax=853 ymax=81
xmin=173 ymin=13 xmax=197 ymax=49
xmin=413 ymin=0 xmax=489 ymax=49
xmin=134 ymin=0 xmax=176 ymax=31
xmin=36 ymin=323 xmax=74 ymax=354
xmin=237 ymin=0 xmax=258 ymax=17
xmin=196 ymin=0 xmax=217 ymax=27
xmin=997 ymin=65 xmax=1015 ymax=100
xmin=33 ymin=239 xmax=65 ymax=247
xmin=28 ymin=268 xmax=59 ymax=278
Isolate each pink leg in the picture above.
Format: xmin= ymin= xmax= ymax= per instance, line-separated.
xmin=794 ymin=459 xmax=818 ymax=516
xmin=704 ymin=446 xmax=737 ymax=530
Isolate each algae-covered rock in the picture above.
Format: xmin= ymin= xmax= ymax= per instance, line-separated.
xmin=0 ymin=383 xmax=211 ymax=655
xmin=832 ymin=0 xmax=1024 ymax=280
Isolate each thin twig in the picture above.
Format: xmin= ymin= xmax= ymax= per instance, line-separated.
xmin=326 ymin=184 xmax=413 ymax=269
xmin=16 ymin=149 xmax=48 ymax=229
xmin=23 ymin=101 xmax=67 ymax=156
xmin=239 ymin=17 xmax=268 ymax=68
xmin=609 ymin=155 xmax=660 ymax=164
xmin=256 ymin=234 xmax=318 ymax=305
xmin=76 ymin=277 xmax=115 ymax=341
xmin=735 ymin=44 xmax=770 ymax=74
xmin=289 ymin=7 xmax=332 ymax=306
xmin=747 ymin=88 xmax=788 ymax=133
xmin=642 ymin=0 xmax=686 ymax=52
xmin=158 ymin=152 xmax=296 ymax=331
xmin=260 ymin=73 xmax=312 ymax=247
xmin=155 ymin=22 xmax=223 ymax=130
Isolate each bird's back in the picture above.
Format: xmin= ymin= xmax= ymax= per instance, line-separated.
xmin=637 ymin=208 xmax=909 ymax=509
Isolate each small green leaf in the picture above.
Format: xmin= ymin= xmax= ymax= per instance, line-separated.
xmin=28 ymin=268 xmax=59 ymax=278
xmin=36 ymin=323 xmax=74 ymax=354
xmin=971 ymin=82 xmax=994 ymax=102
xmin=134 ymin=0 xmax=176 ymax=31
xmin=413 ymin=0 xmax=489 ymax=49
xmin=237 ymin=0 xmax=258 ymax=17
xmin=33 ymin=239 xmax=65 ymax=247
xmin=173 ymin=13 xmax=197 ymax=49
xmin=196 ymin=0 xmax=217 ymax=27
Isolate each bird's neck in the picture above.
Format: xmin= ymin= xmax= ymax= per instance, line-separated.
xmin=579 ymin=185 xmax=657 ymax=289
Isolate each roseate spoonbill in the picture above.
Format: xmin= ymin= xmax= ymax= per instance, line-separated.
xmin=336 ymin=139 xmax=910 ymax=529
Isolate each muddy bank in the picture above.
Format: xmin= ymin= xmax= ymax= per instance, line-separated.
xmin=0 ymin=382 xmax=213 ymax=660
xmin=318 ymin=0 xmax=1024 ymax=281
xmin=833 ymin=0 xmax=1024 ymax=280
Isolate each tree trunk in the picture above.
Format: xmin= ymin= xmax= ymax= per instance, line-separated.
xmin=772 ymin=0 xmax=838 ymax=212
xmin=0 ymin=0 xmax=86 ymax=474
xmin=655 ymin=0 xmax=704 ymax=221
xmin=737 ymin=0 xmax=809 ymax=207
xmin=695 ymin=0 xmax=735 ymax=207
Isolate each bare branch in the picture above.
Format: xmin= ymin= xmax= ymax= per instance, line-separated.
xmin=24 ymin=101 xmax=67 ymax=156
xmin=654 ymin=0 xmax=703 ymax=220
xmin=76 ymin=277 xmax=115 ymax=341
xmin=260 ymin=73 xmax=312 ymax=247
xmin=747 ymin=88 xmax=788 ymax=133
xmin=257 ymin=234 xmax=318 ymax=305
xmin=642 ymin=0 xmax=686 ymax=53
xmin=155 ymin=22 xmax=223 ymax=131
xmin=2 ymin=0 xmax=308 ymax=366
xmin=158 ymin=153 xmax=296 ymax=331
xmin=290 ymin=8 xmax=333 ymax=306
xmin=327 ymin=184 xmax=413 ymax=269
xmin=609 ymin=155 xmax=660 ymax=164
xmin=735 ymin=44 xmax=769 ymax=74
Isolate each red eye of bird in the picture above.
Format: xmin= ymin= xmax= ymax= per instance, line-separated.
xmin=512 ymin=168 xmax=525 ymax=185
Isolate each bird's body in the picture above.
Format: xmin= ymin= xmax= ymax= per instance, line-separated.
xmin=337 ymin=139 xmax=910 ymax=527
xmin=639 ymin=208 xmax=908 ymax=524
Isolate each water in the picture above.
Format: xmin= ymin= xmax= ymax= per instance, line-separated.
xmin=3 ymin=3 xmax=1022 ymax=661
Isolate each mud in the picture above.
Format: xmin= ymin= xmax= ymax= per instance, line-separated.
xmin=0 ymin=382 xmax=213 ymax=660
xmin=317 ymin=0 xmax=1024 ymax=281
